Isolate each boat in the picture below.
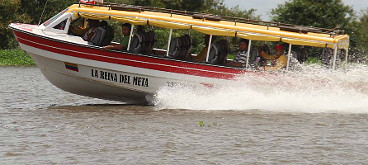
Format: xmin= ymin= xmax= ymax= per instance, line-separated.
xmin=9 ymin=1 xmax=350 ymax=104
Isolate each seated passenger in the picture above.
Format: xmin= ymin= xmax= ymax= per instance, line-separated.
xmin=259 ymin=44 xmax=287 ymax=71
xmin=71 ymin=19 xmax=99 ymax=37
xmin=71 ymin=19 xmax=101 ymax=42
xmin=193 ymin=35 xmax=216 ymax=62
xmin=227 ymin=39 xmax=249 ymax=67
xmin=103 ymin=23 xmax=131 ymax=51
xmin=82 ymin=20 xmax=101 ymax=42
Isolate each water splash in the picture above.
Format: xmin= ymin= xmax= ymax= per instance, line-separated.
xmin=153 ymin=64 xmax=368 ymax=113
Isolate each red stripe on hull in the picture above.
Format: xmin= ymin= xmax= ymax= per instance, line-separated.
xmin=13 ymin=30 xmax=251 ymax=79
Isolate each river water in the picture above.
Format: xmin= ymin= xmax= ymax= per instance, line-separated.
xmin=1 ymin=66 xmax=368 ymax=164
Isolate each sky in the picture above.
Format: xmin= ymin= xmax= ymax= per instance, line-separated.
xmin=223 ymin=0 xmax=368 ymax=21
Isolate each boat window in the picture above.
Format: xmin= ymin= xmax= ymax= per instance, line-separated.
xmin=53 ymin=19 xmax=68 ymax=30
xmin=43 ymin=8 xmax=68 ymax=27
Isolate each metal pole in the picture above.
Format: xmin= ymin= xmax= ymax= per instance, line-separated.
xmin=38 ymin=0 xmax=49 ymax=25
xmin=345 ymin=48 xmax=349 ymax=65
xmin=166 ymin=29 xmax=173 ymax=57
xmin=332 ymin=45 xmax=338 ymax=70
xmin=245 ymin=40 xmax=252 ymax=69
xmin=127 ymin=25 xmax=134 ymax=51
xmin=205 ymin=35 xmax=213 ymax=63
xmin=286 ymin=43 xmax=292 ymax=71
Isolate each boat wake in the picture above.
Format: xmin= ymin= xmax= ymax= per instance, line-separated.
xmin=153 ymin=64 xmax=368 ymax=113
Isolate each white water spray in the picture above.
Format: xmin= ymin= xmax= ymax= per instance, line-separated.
xmin=153 ymin=64 xmax=368 ymax=113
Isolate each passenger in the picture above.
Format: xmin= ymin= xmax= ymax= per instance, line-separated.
xmin=70 ymin=19 xmax=89 ymax=37
xmin=71 ymin=19 xmax=100 ymax=40
xmin=71 ymin=19 xmax=100 ymax=41
xmin=71 ymin=19 xmax=100 ymax=42
xmin=259 ymin=44 xmax=287 ymax=71
xmin=103 ymin=23 xmax=132 ymax=51
xmin=193 ymin=35 xmax=216 ymax=62
xmin=227 ymin=39 xmax=249 ymax=67
xmin=82 ymin=19 xmax=101 ymax=42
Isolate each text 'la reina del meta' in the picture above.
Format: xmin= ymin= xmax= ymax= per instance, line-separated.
xmin=91 ymin=69 xmax=149 ymax=87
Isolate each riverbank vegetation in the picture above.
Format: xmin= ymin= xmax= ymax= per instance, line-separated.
xmin=1 ymin=0 xmax=368 ymax=65
xmin=0 ymin=49 xmax=35 ymax=66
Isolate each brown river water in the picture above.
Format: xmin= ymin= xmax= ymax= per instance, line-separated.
xmin=1 ymin=67 xmax=368 ymax=164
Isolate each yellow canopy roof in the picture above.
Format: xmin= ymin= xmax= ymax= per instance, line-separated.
xmin=67 ymin=4 xmax=349 ymax=50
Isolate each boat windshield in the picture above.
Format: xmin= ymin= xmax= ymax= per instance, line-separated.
xmin=42 ymin=8 xmax=69 ymax=27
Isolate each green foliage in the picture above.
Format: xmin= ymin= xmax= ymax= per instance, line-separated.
xmin=305 ymin=57 xmax=322 ymax=65
xmin=131 ymin=0 xmax=206 ymax=12
xmin=107 ymin=0 xmax=260 ymax=55
xmin=271 ymin=0 xmax=354 ymax=28
xmin=270 ymin=0 xmax=368 ymax=62
xmin=0 ymin=49 xmax=35 ymax=66
xmin=1 ymin=0 xmax=258 ymax=53
xmin=20 ymin=0 xmax=77 ymax=25
xmin=0 ymin=0 xmax=77 ymax=49
xmin=0 ymin=0 xmax=28 ymax=49
xmin=351 ymin=9 xmax=368 ymax=62
xmin=199 ymin=121 xmax=204 ymax=127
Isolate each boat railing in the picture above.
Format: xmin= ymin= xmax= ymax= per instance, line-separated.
xmin=73 ymin=1 xmax=348 ymax=70
xmin=76 ymin=2 xmax=344 ymax=36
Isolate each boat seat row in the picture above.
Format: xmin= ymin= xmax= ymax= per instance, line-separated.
xmin=208 ymin=39 xmax=230 ymax=66
xmin=129 ymin=31 xmax=155 ymax=54
xmin=168 ymin=34 xmax=192 ymax=60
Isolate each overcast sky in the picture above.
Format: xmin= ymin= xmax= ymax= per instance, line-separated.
xmin=224 ymin=0 xmax=368 ymax=21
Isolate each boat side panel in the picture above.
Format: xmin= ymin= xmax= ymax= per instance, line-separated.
xmin=21 ymin=43 xmax=219 ymax=102
xmin=12 ymin=29 xmax=248 ymax=80
xmin=28 ymin=52 xmax=151 ymax=103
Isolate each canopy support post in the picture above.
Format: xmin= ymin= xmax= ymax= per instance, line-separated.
xmin=345 ymin=48 xmax=349 ymax=65
xmin=127 ymin=25 xmax=134 ymax=51
xmin=166 ymin=29 xmax=173 ymax=57
xmin=286 ymin=43 xmax=292 ymax=71
xmin=332 ymin=45 xmax=338 ymax=70
xmin=245 ymin=40 xmax=252 ymax=69
xmin=345 ymin=37 xmax=350 ymax=66
xmin=205 ymin=35 xmax=213 ymax=63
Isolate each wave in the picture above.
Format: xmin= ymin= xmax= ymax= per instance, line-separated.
xmin=153 ymin=64 xmax=368 ymax=113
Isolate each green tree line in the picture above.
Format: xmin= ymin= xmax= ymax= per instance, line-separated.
xmin=1 ymin=0 xmax=368 ymax=61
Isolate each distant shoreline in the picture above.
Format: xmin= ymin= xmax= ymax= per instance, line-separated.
xmin=0 ymin=48 xmax=357 ymax=67
xmin=0 ymin=49 xmax=35 ymax=66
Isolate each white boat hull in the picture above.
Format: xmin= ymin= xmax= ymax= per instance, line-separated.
xmin=29 ymin=52 xmax=152 ymax=103
xmin=10 ymin=23 xmax=249 ymax=103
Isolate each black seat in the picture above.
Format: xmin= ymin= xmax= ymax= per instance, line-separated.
xmin=168 ymin=34 xmax=192 ymax=60
xmin=207 ymin=39 xmax=229 ymax=65
xmin=129 ymin=31 xmax=155 ymax=54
